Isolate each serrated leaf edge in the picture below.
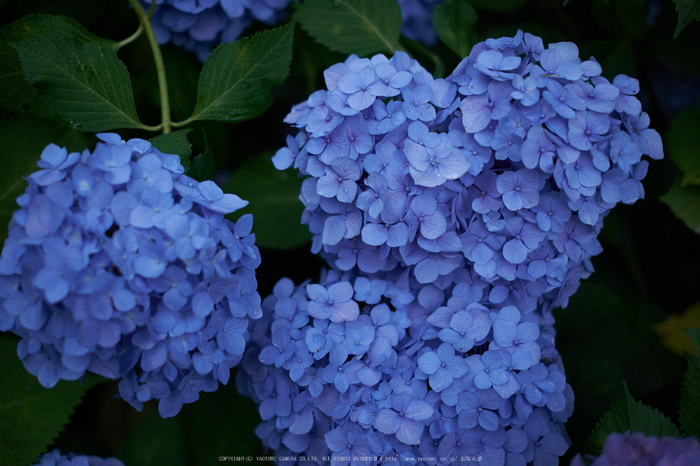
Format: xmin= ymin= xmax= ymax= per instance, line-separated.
xmin=11 ymin=36 xmax=141 ymax=131
xmin=586 ymin=383 xmax=681 ymax=455
xmin=191 ymin=23 xmax=294 ymax=122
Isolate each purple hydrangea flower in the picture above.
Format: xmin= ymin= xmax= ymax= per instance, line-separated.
xmin=570 ymin=432 xmax=700 ymax=466
xmin=237 ymin=272 xmax=574 ymax=465
xmin=273 ymin=31 xmax=661 ymax=312
xmin=142 ymin=0 xmax=293 ymax=61
xmin=259 ymin=29 xmax=664 ymax=466
xmin=0 ymin=134 xmax=261 ymax=418
xmin=32 ymin=449 xmax=125 ymax=466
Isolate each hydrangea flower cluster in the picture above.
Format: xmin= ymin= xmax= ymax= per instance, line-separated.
xmin=142 ymin=0 xmax=444 ymax=62
xmin=33 ymin=450 xmax=125 ymax=466
xmin=570 ymin=432 xmax=700 ymax=466
xmin=250 ymin=29 xmax=664 ymax=465
xmin=0 ymin=133 xmax=261 ymax=417
xmin=238 ymin=270 xmax=574 ymax=465
xmin=273 ymin=30 xmax=663 ymax=311
xmin=142 ymin=0 xmax=293 ymax=61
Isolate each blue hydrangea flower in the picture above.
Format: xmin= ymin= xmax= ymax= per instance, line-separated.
xmin=0 ymin=134 xmax=261 ymax=418
xmin=145 ymin=0 xmax=452 ymax=61
xmin=570 ymin=432 xmax=700 ymax=466
xmin=273 ymin=31 xmax=662 ymax=311
xmin=237 ymin=272 xmax=574 ymax=465
xmin=142 ymin=0 xmax=293 ymax=61
xmin=258 ymin=29 xmax=665 ymax=465
xmin=32 ymin=450 xmax=125 ymax=466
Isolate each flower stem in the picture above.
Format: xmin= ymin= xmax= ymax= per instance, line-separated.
xmin=127 ymin=0 xmax=172 ymax=133
xmin=171 ymin=116 xmax=196 ymax=128
xmin=113 ymin=23 xmax=144 ymax=51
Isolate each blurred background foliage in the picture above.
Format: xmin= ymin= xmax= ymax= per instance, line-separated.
xmin=1 ymin=0 xmax=699 ymax=464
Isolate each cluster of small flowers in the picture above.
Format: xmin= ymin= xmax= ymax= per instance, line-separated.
xmin=273 ymin=30 xmax=663 ymax=311
xmin=397 ymin=0 xmax=444 ymax=46
xmin=237 ymin=270 xmax=574 ymax=465
xmin=32 ymin=450 xmax=125 ymax=466
xmin=0 ymin=133 xmax=261 ymax=417
xmin=142 ymin=0 xmax=293 ymax=61
xmin=143 ymin=0 xmax=445 ymax=62
xmin=570 ymin=432 xmax=700 ymax=466
xmin=249 ymin=29 xmax=664 ymax=465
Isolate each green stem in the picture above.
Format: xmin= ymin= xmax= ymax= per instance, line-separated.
xmin=138 ymin=122 xmax=163 ymax=132
xmin=113 ymin=23 xmax=144 ymax=50
xmin=128 ymin=0 xmax=172 ymax=133
xmin=171 ymin=117 xmax=195 ymax=128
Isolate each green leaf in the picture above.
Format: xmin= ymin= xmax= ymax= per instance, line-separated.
xmin=5 ymin=14 xmax=110 ymax=45
xmin=116 ymin=414 xmax=185 ymax=466
xmin=673 ymin=0 xmax=700 ymax=39
xmin=668 ymin=107 xmax=700 ymax=186
xmin=554 ymin=282 xmax=685 ymax=452
xmin=680 ymin=346 xmax=700 ymax=438
xmin=149 ymin=129 xmax=193 ymax=173
xmin=12 ymin=34 xmax=141 ymax=131
xmin=660 ymin=184 xmax=700 ymax=235
xmin=188 ymin=152 xmax=216 ymax=183
xmin=186 ymin=131 xmax=216 ymax=182
xmin=587 ymin=383 xmax=681 ymax=455
xmin=180 ymin=382 xmax=263 ymax=466
xmin=433 ymin=0 xmax=478 ymax=58
xmin=295 ymin=0 xmax=401 ymax=56
xmin=223 ymin=154 xmax=310 ymax=250
xmin=190 ymin=23 xmax=293 ymax=123
xmin=0 ymin=14 xmax=112 ymax=116
xmin=0 ymin=334 xmax=102 ymax=466
xmin=0 ymin=115 xmax=90 ymax=243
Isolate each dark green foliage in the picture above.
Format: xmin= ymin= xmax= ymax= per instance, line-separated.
xmin=673 ymin=0 xmax=700 ymax=39
xmin=667 ymin=107 xmax=700 ymax=187
xmin=113 ymin=381 xmax=263 ymax=466
xmin=223 ymin=153 xmax=310 ymax=250
xmin=554 ymin=282 xmax=685 ymax=456
xmin=587 ymin=384 xmax=681 ymax=455
xmin=12 ymin=35 xmax=141 ymax=131
xmin=187 ymin=133 xmax=216 ymax=182
xmin=660 ymin=184 xmax=700 ymax=235
xmin=161 ymin=48 xmax=200 ymax=122
xmin=295 ymin=0 xmax=401 ymax=56
xmin=0 ymin=14 xmax=111 ymax=117
xmin=0 ymin=335 xmax=102 ymax=466
xmin=432 ymin=0 xmax=478 ymax=58
xmin=150 ymin=129 xmax=193 ymax=172
xmin=191 ymin=23 xmax=294 ymax=123
xmin=180 ymin=381 xmax=263 ymax=466
xmin=116 ymin=414 xmax=186 ymax=466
